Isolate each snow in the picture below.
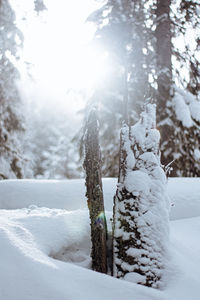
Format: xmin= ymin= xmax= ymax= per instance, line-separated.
xmin=113 ymin=104 xmax=170 ymax=287
xmin=1 ymin=178 xmax=200 ymax=220
xmin=194 ymin=148 xmax=200 ymax=160
xmin=165 ymin=216 xmax=200 ymax=300
xmin=0 ymin=177 xmax=200 ymax=299
xmin=0 ymin=204 xmax=164 ymax=300
xmin=167 ymin=177 xmax=200 ymax=220
xmin=189 ymin=100 xmax=200 ymax=123
xmin=0 ymin=179 xmax=87 ymax=210
xmin=172 ymin=93 xmax=193 ymax=127
xmin=172 ymin=88 xmax=200 ymax=127
xmin=125 ymin=170 xmax=151 ymax=196
xmin=124 ymin=271 xmax=146 ymax=284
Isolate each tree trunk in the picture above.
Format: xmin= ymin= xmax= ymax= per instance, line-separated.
xmin=123 ymin=56 xmax=129 ymax=125
xmin=84 ymin=108 xmax=107 ymax=273
xmin=155 ymin=0 xmax=175 ymax=172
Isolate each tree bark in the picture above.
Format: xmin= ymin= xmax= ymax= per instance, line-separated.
xmin=84 ymin=108 xmax=107 ymax=273
xmin=155 ymin=0 xmax=175 ymax=171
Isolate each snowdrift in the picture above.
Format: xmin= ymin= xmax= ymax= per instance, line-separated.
xmin=0 ymin=207 xmax=167 ymax=300
xmin=0 ymin=206 xmax=200 ymax=300
xmin=0 ymin=178 xmax=200 ymax=299
xmin=0 ymin=177 xmax=200 ymax=220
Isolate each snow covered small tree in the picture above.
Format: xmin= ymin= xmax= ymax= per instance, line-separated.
xmin=113 ymin=103 xmax=169 ymax=288
xmin=155 ymin=0 xmax=200 ymax=176
xmin=84 ymin=107 xmax=107 ymax=273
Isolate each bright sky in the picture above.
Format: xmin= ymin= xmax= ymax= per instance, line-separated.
xmin=11 ymin=0 xmax=108 ymax=112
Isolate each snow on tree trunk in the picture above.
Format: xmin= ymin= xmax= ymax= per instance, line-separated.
xmin=113 ymin=103 xmax=170 ymax=288
xmin=84 ymin=108 xmax=107 ymax=274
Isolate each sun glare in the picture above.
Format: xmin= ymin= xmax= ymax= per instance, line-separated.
xmin=14 ymin=0 xmax=109 ymax=100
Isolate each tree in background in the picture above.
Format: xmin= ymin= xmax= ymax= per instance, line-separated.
xmin=24 ymin=101 xmax=81 ymax=179
xmin=87 ymin=0 xmax=154 ymax=177
xmin=87 ymin=0 xmax=200 ymax=177
xmin=154 ymin=0 xmax=174 ymax=172
xmin=34 ymin=0 xmax=47 ymax=14
xmin=172 ymin=0 xmax=200 ymax=177
xmin=112 ymin=104 xmax=169 ymax=287
xmin=0 ymin=0 xmax=25 ymax=179
xmin=172 ymin=0 xmax=199 ymax=96
xmin=84 ymin=107 xmax=107 ymax=273
xmin=155 ymin=0 xmax=200 ymax=176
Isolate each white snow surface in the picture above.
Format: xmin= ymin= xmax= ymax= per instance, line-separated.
xmin=1 ymin=178 xmax=200 ymax=220
xmin=0 ymin=178 xmax=200 ymax=299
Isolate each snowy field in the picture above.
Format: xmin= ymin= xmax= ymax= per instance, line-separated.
xmin=0 ymin=178 xmax=200 ymax=299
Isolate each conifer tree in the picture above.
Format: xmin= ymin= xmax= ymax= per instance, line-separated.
xmin=87 ymin=0 xmax=200 ymax=176
xmin=87 ymin=0 xmax=153 ymax=177
xmin=0 ymin=0 xmax=25 ymax=179
xmin=155 ymin=0 xmax=200 ymax=176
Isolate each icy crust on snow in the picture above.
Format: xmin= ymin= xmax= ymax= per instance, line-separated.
xmin=113 ymin=104 xmax=170 ymax=288
xmin=172 ymin=88 xmax=200 ymax=127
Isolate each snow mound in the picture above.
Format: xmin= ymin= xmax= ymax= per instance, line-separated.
xmin=0 ymin=207 xmax=200 ymax=299
xmin=168 ymin=178 xmax=200 ymax=220
xmin=0 ymin=177 xmax=200 ymax=299
xmin=0 ymin=207 xmax=166 ymax=300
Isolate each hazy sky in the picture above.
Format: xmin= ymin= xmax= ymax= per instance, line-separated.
xmin=11 ymin=0 xmax=107 ymax=114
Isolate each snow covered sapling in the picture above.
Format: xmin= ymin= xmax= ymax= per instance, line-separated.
xmin=84 ymin=107 xmax=107 ymax=273
xmin=113 ymin=103 xmax=170 ymax=288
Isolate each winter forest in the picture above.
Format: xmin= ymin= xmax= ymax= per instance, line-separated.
xmin=0 ymin=0 xmax=200 ymax=299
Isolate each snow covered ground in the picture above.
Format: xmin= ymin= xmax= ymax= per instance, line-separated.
xmin=1 ymin=177 xmax=200 ymax=220
xmin=0 ymin=178 xmax=200 ymax=299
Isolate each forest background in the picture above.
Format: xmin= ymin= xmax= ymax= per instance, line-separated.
xmin=0 ymin=0 xmax=199 ymax=181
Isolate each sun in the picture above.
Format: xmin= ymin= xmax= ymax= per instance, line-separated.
xmin=17 ymin=0 xmax=109 ymax=96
